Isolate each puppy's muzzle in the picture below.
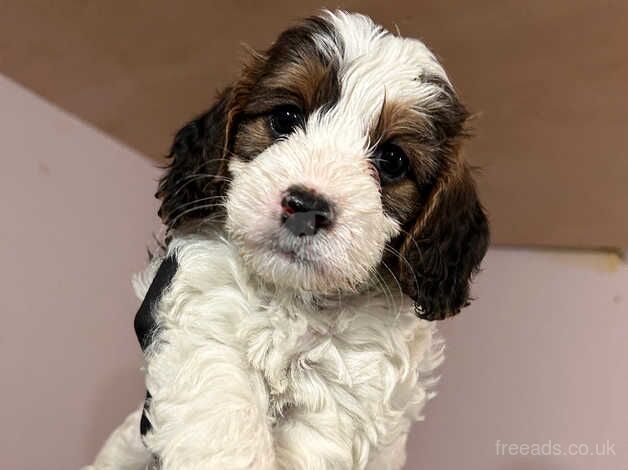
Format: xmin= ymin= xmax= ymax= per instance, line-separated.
xmin=281 ymin=185 xmax=334 ymax=237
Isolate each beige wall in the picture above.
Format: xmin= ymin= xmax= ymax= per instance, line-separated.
xmin=2 ymin=74 xmax=627 ymax=469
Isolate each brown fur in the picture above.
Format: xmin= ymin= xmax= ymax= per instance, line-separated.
xmin=232 ymin=20 xmax=340 ymax=161
xmin=370 ymin=98 xmax=443 ymax=224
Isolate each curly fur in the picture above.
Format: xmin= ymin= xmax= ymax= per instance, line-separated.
xmin=88 ymin=235 xmax=443 ymax=470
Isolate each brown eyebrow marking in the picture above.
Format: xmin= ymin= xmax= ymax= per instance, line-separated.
xmin=243 ymin=88 xmax=303 ymax=116
xmin=236 ymin=14 xmax=343 ymax=117
xmin=370 ymin=98 xmax=442 ymax=185
xmin=245 ymin=58 xmax=340 ymax=116
xmin=371 ymin=98 xmax=432 ymax=145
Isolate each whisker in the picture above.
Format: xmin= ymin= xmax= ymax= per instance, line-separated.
xmin=383 ymin=245 xmax=420 ymax=312
xmin=368 ymin=266 xmax=396 ymax=313
xmin=166 ymin=173 xmax=233 ymax=199
xmin=169 ymin=194 xmax=227 ymax=211
xmin=167 ymin=202 xmax=226 ymax=229
xmin=377 ymin=257 xmax=405 ymax=317
xmin=379 ymin=257 xmax=403 ymax=296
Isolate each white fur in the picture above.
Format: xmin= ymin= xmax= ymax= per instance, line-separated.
xmin=91 ymin=235 xmax=442 ymax=470
xmin=88 ymin=12 xmax=451 ymax=470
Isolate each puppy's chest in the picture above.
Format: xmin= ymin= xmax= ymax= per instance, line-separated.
xmin=238 ymin=300 xmax=420 ymax=422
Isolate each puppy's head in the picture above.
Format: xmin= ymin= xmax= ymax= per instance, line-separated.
xmin=157 ymin=11 xmax=489 ymax=320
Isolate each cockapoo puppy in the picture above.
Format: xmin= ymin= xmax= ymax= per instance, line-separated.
xmin=87 ymin=10 xmax=489 ymax=470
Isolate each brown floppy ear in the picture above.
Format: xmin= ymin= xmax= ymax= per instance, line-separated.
xmin=399 ymin=159 xmax=489 ymax=320
xmin=397 ymin=76 xmax=489 ymax=320
xmin=156 ymin=88 xmax=237 ymax=229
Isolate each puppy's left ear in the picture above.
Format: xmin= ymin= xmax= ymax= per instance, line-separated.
xmin=398 ymin=81 xmax=490 ymax=320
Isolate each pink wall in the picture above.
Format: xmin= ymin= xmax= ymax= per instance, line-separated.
xmin=409 ymin=249 xmax=628 ymax=469
xmin=2 ymin=75 xmax=627 ymax=470
xmin=0 ymin=75 xmax=158 ymax=470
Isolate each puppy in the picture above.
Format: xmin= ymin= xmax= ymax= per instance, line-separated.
xmin=87 ymin=10 xmax=489 ymax=470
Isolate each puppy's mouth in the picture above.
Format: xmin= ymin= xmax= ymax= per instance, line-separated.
xmin=275 ymin=248 xmax=308 ymax=265
xmin=275 ymin=245 xmax=302 ymax=261
xmin=271 ymin=231 xmax=328 ymax=265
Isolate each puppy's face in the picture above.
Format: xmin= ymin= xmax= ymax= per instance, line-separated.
xmin=157 ymin=11 xmax=489 ymax=320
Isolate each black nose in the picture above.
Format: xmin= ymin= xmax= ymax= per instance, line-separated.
xmin=281 ymin=186 xmax=334 ymax=236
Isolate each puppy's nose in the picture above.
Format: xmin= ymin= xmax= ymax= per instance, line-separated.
xmin=281 ymin=185 xmax=334 ymax=236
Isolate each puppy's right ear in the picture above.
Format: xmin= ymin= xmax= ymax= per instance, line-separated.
xmin=156 ymin=88 xmax=235 ymax=229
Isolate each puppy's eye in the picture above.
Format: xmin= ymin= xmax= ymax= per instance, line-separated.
xmin=374 ymin=143 xmax=409 ymax=182
xmin=269 ymin=105 xmax=303 ymax=137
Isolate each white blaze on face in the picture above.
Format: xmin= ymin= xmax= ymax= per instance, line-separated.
xmin=225 ymin=12 xmax=450 ymax=294
xmin=226 ymin=129 xmax=398 ymax=293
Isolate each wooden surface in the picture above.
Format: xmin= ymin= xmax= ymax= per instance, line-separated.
xmin=2 ymin=0 xmax=627 ymax=248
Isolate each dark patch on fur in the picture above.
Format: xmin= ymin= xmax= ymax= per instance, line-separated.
xmin=381 ymin=180 xmax=422 ymax=222
xmin=261 ymin=15 xmax=343 ymax=79
xmin=134 ymin=255 xmax=179 ymax=351
xmin=156 ymin=90 xmax=233 ymax=229
xmin=140 ymin=391 xmax=152 ymax=436
xmin=420 ymin=74 xmax=470 ymax=149
xmin=135 ymin=255 xmax=179 ymax=438
xmin=398 ymin=163 xmax=489 ymax=320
